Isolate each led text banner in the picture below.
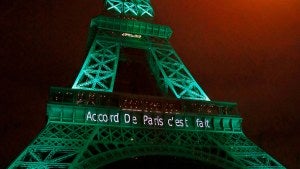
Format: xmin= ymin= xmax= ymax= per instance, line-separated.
xmin=47 ymin=87 xmax=242 ymax=132
xmin=48 ymin=104 xmax=242 ymax=132
xmin=85 ymin=111 xmax=211 ymax=129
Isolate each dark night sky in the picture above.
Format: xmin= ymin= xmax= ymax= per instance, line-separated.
xmin=1 ymin=0 xmax=299 ymax=168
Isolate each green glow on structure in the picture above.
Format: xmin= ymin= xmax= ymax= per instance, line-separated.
xmin=72 ymin=15 xmax=209 ymax=100
xmin=8 ymin=87 xmax=285 ymax=168
xmin=105 ymin=0 xmax=154 ymax=17
xmin=8 ymin=0 xmax=286 ymax=169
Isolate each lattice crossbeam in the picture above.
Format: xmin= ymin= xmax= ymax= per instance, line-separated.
xmin=149 ymin=47 xmax=210 ymax=101
xmin=137 ymin=3 xmax=154 ymax=17
xmin=207 ymin=132 xmax=284 ymax=168
xmin=9 ymin=119 xmax=285 ymax=169
xmin=70 ymin=125 xmax=240 ymax=168
xmin=8 ymin=123 xmax=96 ymax=169
xmin=105 ymin=0 xmax=154 ymax=17
xmin=72 ymin=40 xmax=120 ymax=92
xmin=9 ymin=145 xmax=77 ymax=168
xmin=124 ymin=2 xmax=138 ymax=16
xmin=105 ymin=0 xmax=123 ymax=13
xmin=90 ymin=15 xmax=172 ymax=39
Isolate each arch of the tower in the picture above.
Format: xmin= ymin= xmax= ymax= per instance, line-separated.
xmin=75 ymin=144 xmax=241 ymax=169
xmin=69 ymin=126 xmax=242 ymax=169
xmin=78 ymin=145 xmax=239 ymax=169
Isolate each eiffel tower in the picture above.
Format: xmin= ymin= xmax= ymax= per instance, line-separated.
xmin=8 ymin=1 xmax=285 ymax=168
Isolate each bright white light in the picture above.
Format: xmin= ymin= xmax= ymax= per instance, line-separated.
xmin=122 ymin=32 xmax=142 ymax=38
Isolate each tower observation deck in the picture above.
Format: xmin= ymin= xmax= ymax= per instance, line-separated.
xmin=8 ymin=0 xmax=285 ymax=168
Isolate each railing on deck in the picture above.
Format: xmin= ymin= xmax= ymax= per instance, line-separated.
xmin=49 ymin=87 xmax=239 ymax=116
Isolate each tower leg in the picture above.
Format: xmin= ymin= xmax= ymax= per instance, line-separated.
xmin=72 ymin=39 xmax=120 ymax=92
xmin=148 ymin=45 xmax=210 ymax=101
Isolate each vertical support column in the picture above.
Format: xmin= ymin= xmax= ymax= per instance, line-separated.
xmin=72 ymin=38 xmax=120 ymax=92
xmin=148 ymin=46 xmax=210 ymax=101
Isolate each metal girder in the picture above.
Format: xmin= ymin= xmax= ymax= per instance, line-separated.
xmin=105 ymin=0 xmax=154 ymax=17
xmin=8 ymin=88 xmax=285 ymax=168
xmin=8 ymin=1 xmax=286 ymax=168
xmin=149 ymin=46 xmax=210 ymax=101
xmin=70 ymin=126 xmax=241 ymax=169
xmin=90 ymin=15 xmax=172 ymax=39
xmin=47 ymin=87 xmax=238 ymax=116
xmin=73 ymin=15 xmax=210 ymax=100
xmin=8 ymin=123 xmax=94 ymax=169
xmin=105 ymin=0 xmax=123 ymax=14
xmin=72 ymin=39 xmax=120 ymax=92
xmin=8 ymin=119 xmax=285 ymax=169
xmin=208 ymin=133 xmax=285 ymax=168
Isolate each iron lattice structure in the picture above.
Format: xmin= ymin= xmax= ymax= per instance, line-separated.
xmin=71 ymin=15 xmax=209 ymax=101
xmin=9 ymin=88 xmax=284 ymax=168
xmin=105 ymin=0 xmax=154 ymax=17
xmin=9 ymin=0 xmax=285 ymax=168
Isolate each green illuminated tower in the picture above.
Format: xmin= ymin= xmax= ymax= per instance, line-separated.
xmin=8 ymin=1 xmax=285 ymax=168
